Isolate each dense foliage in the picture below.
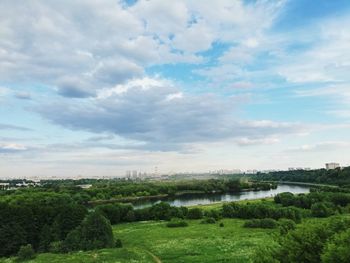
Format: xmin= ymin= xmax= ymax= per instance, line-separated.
xmin=255 ymin=216 xmax=350 ymax=263
xmin=222 ymin=202 xmax=303 ymax=222
xmin=253 ymin=166 xmax=350 ymax=185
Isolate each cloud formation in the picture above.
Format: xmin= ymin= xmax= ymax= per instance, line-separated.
xmin=37 ymin=77 xmax=306 ymax=150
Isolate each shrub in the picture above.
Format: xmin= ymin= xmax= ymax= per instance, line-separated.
xmin=219 ymin=222 xmax=224 ymax=227
xmin=244 ymin=219 xmax=261 ymax=228
xmin=166 ymin=219 xmax=188 ymax=228
xmin=260 ymin=218 xmax=278 ymax=228
xmin=204 ymin=209 xmax=221 ymax=220
xmin=274 ymin=192 xmax=295 ymax=206
xmin=17 ymin=244 xmax=35 ymax=261
xmin=278 ymin=219 xmax=296 ymax=235
xmin=311 ymin=202 xmax=335 ymax=217
xmin=115 ymin=239 xmax=123 ymax=248
xmin=186 ymin=208 xmax=203 ymax=219
xmin=49 ymin=241 xmax=64 ymax=253
xmin=201 ymin=217 xmax=216 ymax=224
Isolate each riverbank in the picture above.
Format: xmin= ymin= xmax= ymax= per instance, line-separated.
xmin=260 ymin=181 xmax=338 ymax=188
xmin=188 ymin=197 xmax=274 ymax=210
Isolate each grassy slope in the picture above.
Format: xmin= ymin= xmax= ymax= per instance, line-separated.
xmin=115 ymin=219 xmax=276 ymax=263
xmin=0 ymin=218 xmax=276 ymax=263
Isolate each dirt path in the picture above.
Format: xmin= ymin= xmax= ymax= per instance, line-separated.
xmin=144 ymin=250 xmax=162 ymax=263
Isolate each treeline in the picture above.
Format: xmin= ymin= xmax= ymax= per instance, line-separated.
xmin=253 ymin=166 xmax=350 ymax=186
xmin=223 ymin=202 xmax=303 ymax=222
xmin=274 ymin=190 xmax=350 ymax=217
xmin=1 ymin=179 xmax=276 ymax=204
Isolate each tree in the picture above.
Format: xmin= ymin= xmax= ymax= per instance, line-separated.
xmin=64 ymin=226 xmax=82 ymax=252
xmin=80 ymin=212 xmax=115 ymax=250
xmin=17 ymin=244 xmax=35 ymax=261
xmin=38 ymin=224 xmax=52 ymax=252
xmin=0 ymin=222 xmax=27 ymax=257
xmin=95 ymin=204 xmax=121 ymax=224
xmin=52 ymin=204 xmax=87 ymax=240
xmin=322 ymin=228 xmax=350 ymax=263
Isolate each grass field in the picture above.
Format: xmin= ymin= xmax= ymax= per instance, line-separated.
xmin=0 ymin=218 xmax=277 ymax=263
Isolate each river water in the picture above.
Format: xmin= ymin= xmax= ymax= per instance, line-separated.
xmin=132 ymin=184 xmax=310 ymax=209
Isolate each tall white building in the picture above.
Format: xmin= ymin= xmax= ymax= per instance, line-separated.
xmin=325 ymin=163 xmax=340 ymax=170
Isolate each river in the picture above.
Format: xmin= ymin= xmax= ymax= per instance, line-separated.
xmin=132 ymin=184 xmax=310 ymax=209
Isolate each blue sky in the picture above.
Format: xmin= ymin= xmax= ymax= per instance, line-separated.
xmin=1 ymin=0 xmax=350 ymax=178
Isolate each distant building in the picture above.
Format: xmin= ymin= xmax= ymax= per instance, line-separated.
xmin=325 ymin=163 xmax=340 ymax=170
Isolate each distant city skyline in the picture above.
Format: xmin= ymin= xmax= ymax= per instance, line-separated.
xmin=1 ymin=0 xmax=350 ymax=178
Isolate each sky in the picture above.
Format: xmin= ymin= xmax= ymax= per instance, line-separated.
xmin=1 ymin=0 xmax=350 ymax=178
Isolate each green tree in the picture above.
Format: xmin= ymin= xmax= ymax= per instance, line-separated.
xmin=38 ymin=224 xmax=52 ymax=252
xmin=311 ymin=202 xmax=335 ymax=217
xmin=0 ymin=222 xmax=27 ymax=257
xmin=64 ymin=226 xmax=82 ymax=252
xmin=322 ymin=228 xmax=350 ymax=263
xmin=80 ymin=212 xmax=115 ymax=250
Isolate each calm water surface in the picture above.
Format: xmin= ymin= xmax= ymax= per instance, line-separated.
xmin=132 ymin=184 xmax=310 ymax=209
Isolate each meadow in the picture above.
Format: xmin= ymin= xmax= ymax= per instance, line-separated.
xmin=0 ymin=218 xmax=276 ymax=263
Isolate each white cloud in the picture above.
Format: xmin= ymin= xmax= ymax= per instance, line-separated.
xmin=37 ymin=77 xmax=307 ymax=151
xmin=278 ymin=16 xmax=350 ymax=84
xmin=0 ymin=142 xmax=27 ymax=153
xmin=287 ymin=141 xmax=350 ymax=153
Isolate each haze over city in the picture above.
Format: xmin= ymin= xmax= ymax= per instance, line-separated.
xmin=1 ymin=0 xmax=350 ymax=178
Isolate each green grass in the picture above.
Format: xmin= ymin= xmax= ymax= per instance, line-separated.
xmin=115 ymin=219 xmax=276 ymax=263
xmin=0 ymin=218 xmax=277 ymax=263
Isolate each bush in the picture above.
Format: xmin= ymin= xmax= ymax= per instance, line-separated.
xmin=274 ymin=192 xmax=295 ymax=206
xmin=49 ymin=241 xmax=64 ymax=253
xmin=244 ymin=219 xmax=262 ymax=228
xmin=115 ymin=239 xmax=123 ymax=248
xmin=222 ymin=202 xmax=302 ymax=222
xmin=166 ymin=219 xmax=188 ymax=228
xmin=204 ymin=209 xmax=221 ymax=220
xmin=311 ymin=202 xmax=335 ymax=217
xmin=201 ymin=217 xmax=216 ymax=224
xmin=186 ymin=208 xmax=203 ymax=219
xmin=219 ymin=222 xmax=224 ymax=227
xmin=278 ymin=219 xmax=296 ymax=235
xmin=17 ymin=244 xmax=35 ymax=261
xmin=260 ymin=218 xmax=278 ymax=228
